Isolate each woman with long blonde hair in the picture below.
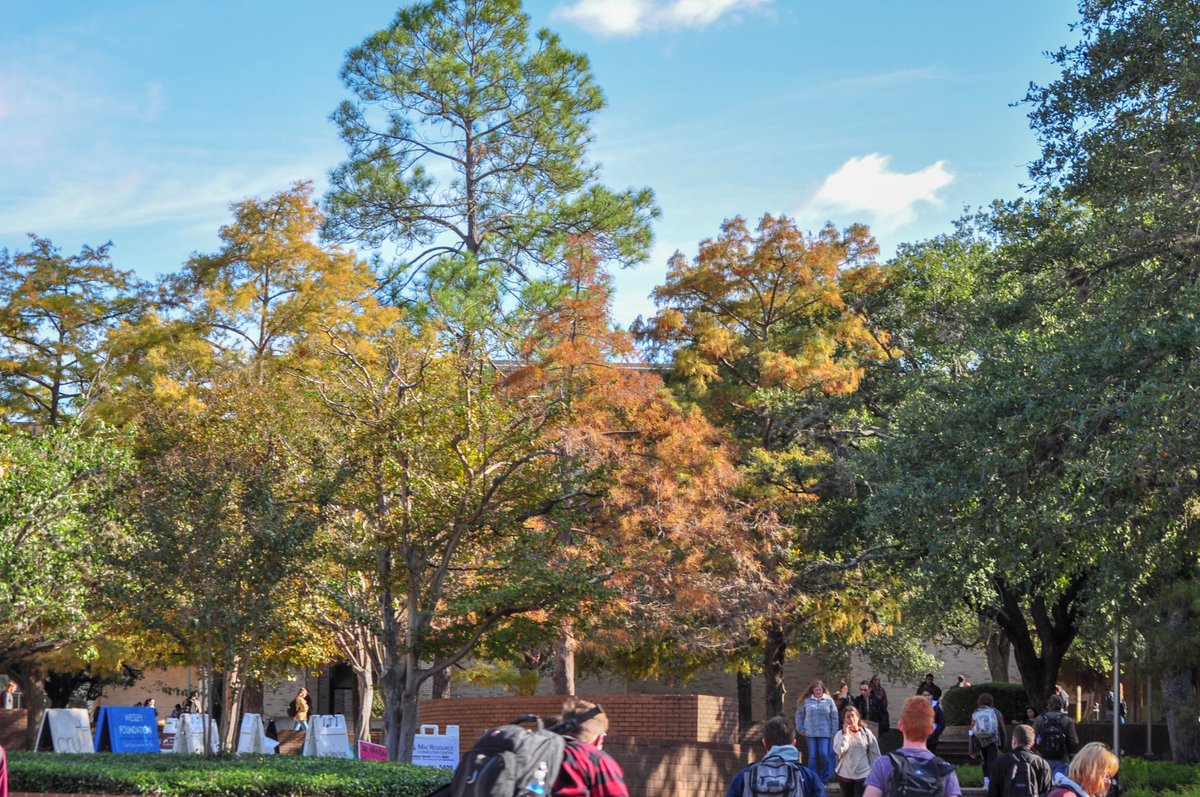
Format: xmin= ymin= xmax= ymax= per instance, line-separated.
xmin=833 ymin=706 xmax=880 ymax=797
xmin=1047 ymin=742 xmax=1119 ymax=797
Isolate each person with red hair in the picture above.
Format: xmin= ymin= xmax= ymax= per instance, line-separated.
xmin=862 ymin=697 xmax=961 ymax=797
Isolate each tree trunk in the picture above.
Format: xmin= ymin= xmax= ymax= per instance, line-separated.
xmin=380 ymin=658 xmax=405 ymax=761
xmin=431 ymin=668 xmax=451 ymax=699
xmin=395 ymin=647 xmax=424 ymax=763
xmin=1161 ymin=672 xmax=1200 ymax=763
xmin=763 ymin=622 xmax=787 ymax=717
xmin=219 ymin=662 xmax=244 ymax=754
xmin=985 ymin=627 xmax=1010 ymax=683
xmin=1161 ymin=601 xmax=1200 ymax=763
xmin=737 ymin=671 xmax=754 ymax=730
xmin=992 ymin=576 xmax=1082 ymax=711
xmin=354 ymin=666 xmax=375 ymax=745
xmin=552 ymin=622 xmax=577 ymax=696
xmin=19 ymin=661 xmax=46 ymax=751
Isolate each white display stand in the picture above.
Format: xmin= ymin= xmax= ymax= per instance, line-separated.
xmin=237 ymin=712 xmax=279 ymax=754
xmin=412 ymin=724 xmax=459 ymax=770
xmin=172 ymin=712 xmax=220 ymax=754
xmin=161 ymin=717 xmax=178 ymax=752
xmin=302 ymin=714 xmax=354 ymax=758
xmin=34 ymin=708 xmax=94 ymax=753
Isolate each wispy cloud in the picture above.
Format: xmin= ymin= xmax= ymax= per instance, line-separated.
xmin=803 ymin=153 xmax=955 ymax=233
xmin=0 ymin=163 xmax=332 ymax=239
xmin=553 ymin=0 xmax=771 ymax=37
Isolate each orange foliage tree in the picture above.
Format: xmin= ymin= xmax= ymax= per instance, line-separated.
xmin=505 ymin=237 xmax=766 ymax=694
xmin=637 ymin=214 xmax=895 ymax=716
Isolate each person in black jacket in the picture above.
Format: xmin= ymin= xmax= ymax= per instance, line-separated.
xmin=1033 ymin=696 xmax=1079 ymax=778
xmin=988 ymin=725 xmax=1052 ymax=797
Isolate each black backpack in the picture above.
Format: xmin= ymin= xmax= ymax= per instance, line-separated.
xmin=1003 ymin=756 xmax=1033 ymax=797
xmin=886 ymin=752 xmax=956 ymax=797
xmin=287 ymin=700 xmax=297 ymax=719
xmin=1039 ymin=715 xmax=1068 ymax=759
xmin=449 ymin=715 xmax=567 ymax=797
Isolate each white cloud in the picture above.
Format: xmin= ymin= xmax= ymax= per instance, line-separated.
xmin=553 ymin=0 xmax=771 ymax=37
xmin=805 ymin=153 xmax=955 ymax=232
xmin=0 ymin=164 xmax=329 ymax=239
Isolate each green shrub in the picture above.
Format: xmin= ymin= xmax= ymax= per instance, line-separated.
xmin=1120 ymin=756 xmax=1200 ymax=793
xmin=7 ymin=752 xmax=453 ymax=797
xmin=956 ymin=757 xmax=1200 ymax=793
xmin=940 ymin=683 xmax=1029 ymax=725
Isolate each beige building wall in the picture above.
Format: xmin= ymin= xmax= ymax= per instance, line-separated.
xmin=101 ymin=641 xmax=993 ymax=725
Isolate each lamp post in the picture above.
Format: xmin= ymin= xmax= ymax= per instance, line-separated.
xmin=1112 ymin=626 xmax=1121 ymax=757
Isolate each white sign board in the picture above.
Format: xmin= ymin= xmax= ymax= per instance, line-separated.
xmin=237 ymin=712 xmax=279 ymax=755
xmin=35 ymin=708 xmax=94 ymax=753
xmin=412 ymin=724 xmax=459 ymax=770
xmin=172 ymin=713 xmax=220 ymax=754
xmin=302 ymin=714 xmax=353 ymax=758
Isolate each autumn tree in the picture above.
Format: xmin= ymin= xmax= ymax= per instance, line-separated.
xmin=112 ymin=372 xmax=335 ymax=752
xmin=325 ymin=0 xmax=656 ymax=292
xmin=504 ymin=238 xmax=763 ymax=696
xmin=0 ymin=236 xmax=148 ymax=426
xmin=299 ymin=294 xmax=609 ymax=762
xmin=166 ymin=182 xmax=375 ymax=381
xmin=638 ymin=214 xmax=894 ymax=716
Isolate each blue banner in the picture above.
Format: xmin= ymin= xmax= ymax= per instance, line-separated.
xmin=93 ymin=706 xmax=161 ymax=753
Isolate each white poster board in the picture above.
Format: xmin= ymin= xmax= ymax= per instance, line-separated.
xmin=35 ymin=708 xmax=94 ymax=753
xmin=237 ymin=713 xmax=278 ymax=754
xmin=172 ymin=713 xmax=220 ymax=754
xmin=412 ymin=724 xmax=459 ymax=770
xmin=302 ymin=714 xmax=353 ymax=758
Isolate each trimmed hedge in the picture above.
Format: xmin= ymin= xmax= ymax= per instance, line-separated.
xmin=940 ymin=683 xmax=1029 ymax=725
xmin=7 ymin=752 xmax=452 ymax=797
xmin=956 ymin=756 xmax=1200 ymax=792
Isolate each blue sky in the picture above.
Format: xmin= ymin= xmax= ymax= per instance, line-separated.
xmin=0 ymin=0 xmax=1080 ymax=324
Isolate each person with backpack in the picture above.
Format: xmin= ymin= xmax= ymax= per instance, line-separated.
xmin=725 ymin=715 xmax=823 ymax=797
xmin=969 ymin=693 xmax=1007 ymax=789
xmin=1046 ymin=742 xmax=1118 ymax=797
xmin=1034 ymin=696 xmax=1079 ymax=778
xmin=987 ymin=724 xmax=1052 ymax=797
xmin=552 ymin=698 xmax=628 ymax=797
xmin=862 ymin=697 xmax=961 ymax=797
xmin=833 ymin=706 xmax=880 ymax=797
xmin=795 ymin=680 xmax=840 ymax=783
xmin=288 ymin=687 xmax=309 ymax=732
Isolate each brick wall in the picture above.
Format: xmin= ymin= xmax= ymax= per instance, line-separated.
xmin=418 ymin=696 xmax=753 ymax=797
xmin=417 ymin=694 xmax=739 ymax=746
xmin=604 ymin=737 xmax=754 ymax=797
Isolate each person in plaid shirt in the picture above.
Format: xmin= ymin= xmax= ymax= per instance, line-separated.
xmin=552 ymin=698 xmax=629 ymax=797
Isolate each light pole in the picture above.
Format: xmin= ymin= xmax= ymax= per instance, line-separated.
xmin=1112 ymin=626 xmax=1120 ymax=756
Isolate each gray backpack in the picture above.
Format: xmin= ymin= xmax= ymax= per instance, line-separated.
xmin=743 ymin=754 xmax=807 ymax=797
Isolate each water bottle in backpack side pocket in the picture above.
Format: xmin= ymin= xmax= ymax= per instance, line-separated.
xmin=526 ymin=761 xmax=549 ymax=795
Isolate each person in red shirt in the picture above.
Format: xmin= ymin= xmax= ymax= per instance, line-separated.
xmin=552 ymin=698 xmax=629 ymax=797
